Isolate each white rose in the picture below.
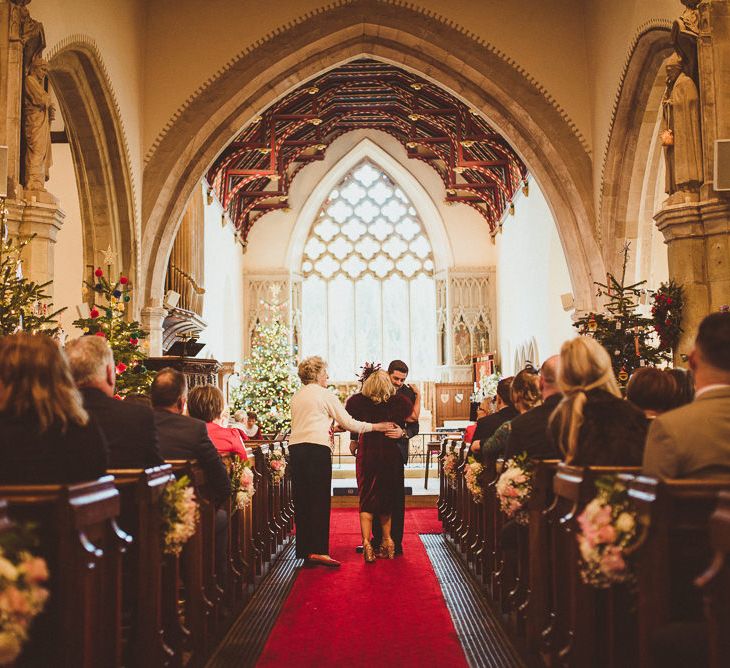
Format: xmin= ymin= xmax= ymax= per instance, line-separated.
xmin=0 ymin=556 xmax=18 ymax=582
xmin=0 ymin=631 xmax=22 ymax=665
xmin=615 ymin=512 xmax=635 ymax=533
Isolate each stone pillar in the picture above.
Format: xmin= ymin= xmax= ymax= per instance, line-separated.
xmin=141 ymin=304 xmax=167 ymax=357
xmin=1 ymin=0 xmax=25 ymax=198
xmin=655 ymin=198 xmax=730 ymax=355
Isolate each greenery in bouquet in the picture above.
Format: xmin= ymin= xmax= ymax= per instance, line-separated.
xmin=72 ymin=267 xmax=155 ymax=396
xmin=1 ymin=211 xmax=64 ymax=337
xmin=230 ymin=456 xmax=255 ymax=510
xmin=0 ymin=525 xmax=50 ymax=665
xmin=495 ymin=453 xmax=533 ymax=525
xmin=576 ymin=476 xmax=641 ymax=589
xmin=161 ymin=475 xmax=199 ymax=556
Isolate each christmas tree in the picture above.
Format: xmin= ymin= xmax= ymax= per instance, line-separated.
xmin=231 ymin=311 xmax=300 ymax=435
xmin=0 ymin=202 xmax=64 ymax=336
xmin=72 ymin=265 xmax=155 ymax=396
xmin=574 ymin=244 xmax=673 ymax=384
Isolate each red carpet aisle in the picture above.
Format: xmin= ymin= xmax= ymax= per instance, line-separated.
xmin=256 ymin=509 xmax=468 ymax=668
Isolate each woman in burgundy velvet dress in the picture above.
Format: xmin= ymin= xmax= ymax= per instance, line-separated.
xmin=346 ymin=369 xmax=412 ymax=562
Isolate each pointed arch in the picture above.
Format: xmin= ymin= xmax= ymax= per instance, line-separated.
xmin=140 ymin=0 xmax=603 ymax=320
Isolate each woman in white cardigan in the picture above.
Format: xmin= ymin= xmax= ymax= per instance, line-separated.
xmin=289 ymin=356 xmax=395 ymax=567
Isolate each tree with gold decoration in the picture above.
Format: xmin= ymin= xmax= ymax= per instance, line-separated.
xmin=231 ymin=300 xmax=299 ymax=435
xmin=0 ymin=201 xmax=64 ymax=336
xmin=574 ymin=244 xmax=674 ymax=385
xmin=72 ymin=266 xmax=155 ymax=396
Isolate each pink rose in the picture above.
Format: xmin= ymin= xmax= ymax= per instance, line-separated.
xmin=21 ymin=556 xmax=49 ymax=584
xmin=600 ymin=546 xmax=626 ymax=575
xmin=594 ymin=505 xmax=612 ymax=528
xmin=596 ymin=524 xmax=617 ymax=544
xmin=0 ymin=586 xmax=30 ymax=615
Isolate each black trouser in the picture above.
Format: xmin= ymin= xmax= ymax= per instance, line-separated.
xmin=372 ymin=455 xmax=405 ymax=549
xmin=289 ymin=443 xmax=332 ymax=558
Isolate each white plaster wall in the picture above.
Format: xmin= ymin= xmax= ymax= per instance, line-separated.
xmin=45 ymin=143 xmax=84 ymax=337
xmin=200 ymin=184 xmax=245 ymax=364
xmin=244 ymin=130 xmax=495 ymax=272
xmin=495 ymin=181 xmax=575 ymax=374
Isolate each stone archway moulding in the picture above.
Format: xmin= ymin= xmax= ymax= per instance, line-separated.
xmin=286 ymin=137 xmax=454 ymax=272
xmin=141 ymin=0 xmax=604 ymax=318
xmin=46 ymin=36 xmax=139 ymax=293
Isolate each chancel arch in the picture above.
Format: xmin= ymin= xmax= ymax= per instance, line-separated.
xmin=47 ymin=39 xmax=138 ymax=290
xmin=140 ymin=0 xmax=605 ymax=335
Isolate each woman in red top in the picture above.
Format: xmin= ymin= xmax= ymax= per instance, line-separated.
xmin=187 ymin=385 xmax=248 ymax=461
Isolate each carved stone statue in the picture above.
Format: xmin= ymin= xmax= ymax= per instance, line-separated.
xmin=671 ymin=0 xmax=700 ymax=80
xmin=661 ymin=52 xmax=703 ymax=201
xmin=22 ymin=55 xmax=55 ymax=191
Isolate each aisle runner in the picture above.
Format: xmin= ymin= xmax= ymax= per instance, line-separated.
xmin=256 ymin=509 xmax=468 ymax=668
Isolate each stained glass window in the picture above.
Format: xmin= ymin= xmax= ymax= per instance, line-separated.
xmin=300 ymin=160 xmax=437 ymax=380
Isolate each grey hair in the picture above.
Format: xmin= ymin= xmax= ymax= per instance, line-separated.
xmin=65 ymin=336 xmax=114 ymax=386
xmin=298 ymin=356 xmax=327 ymax=384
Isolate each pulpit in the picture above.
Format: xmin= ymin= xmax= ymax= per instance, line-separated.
xmin=145 ymin=356 xmax=222 ymax=388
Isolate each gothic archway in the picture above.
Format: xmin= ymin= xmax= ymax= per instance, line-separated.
xmin=140 ymin=0 xmax=603 ymax=327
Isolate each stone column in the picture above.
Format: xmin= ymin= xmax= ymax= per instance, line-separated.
xmin=655 ymin=198 xmax=730 ymax=354
xmin=141 ymin=303 xmax=168 ymax=357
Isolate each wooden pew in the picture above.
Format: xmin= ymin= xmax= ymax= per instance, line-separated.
xmin=629 ymin=476 xmax=730 ymax=668
xmin=695 ymin=490 xmax=730 ymax=668
xmin=109 ymin=466 xmax=176 ymax=668
xmin=0 ymin=477 xmax=130 ymax=668
xmin=540 ymin=464 xmax=640 ymax=668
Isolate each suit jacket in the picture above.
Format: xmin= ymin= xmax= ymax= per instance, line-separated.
xmin=504 ymin=393 xmax=563 ymax=461
xmin=0 ymin=412 xmax=108 ymax=484
xmin=473 ymin=406 xmax=518 ymax=446
xmin=154 ymin=410 xmax=231 ymax=504
xmin=81 ymin=387 xmax=163 ymax=469
xmin=643 ymin=386 xmax=730 ymax=479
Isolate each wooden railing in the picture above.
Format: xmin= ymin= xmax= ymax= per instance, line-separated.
xmin=438 ymin=438 xmax=730 ymax=668
xmin=0 ymin=442 xmax=293 ymax=667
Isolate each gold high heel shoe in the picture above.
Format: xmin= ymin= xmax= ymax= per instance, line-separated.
xmin=363 ymin=542 xmax=376 ymax=563
xmin=380 ymin=539 xmax=395 ymax=559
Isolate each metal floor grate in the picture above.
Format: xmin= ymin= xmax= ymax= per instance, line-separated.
xmin=421 ymin=534 xmax=526 ymax=668
xmin=205 ymin=541 xmax=302 ymax=668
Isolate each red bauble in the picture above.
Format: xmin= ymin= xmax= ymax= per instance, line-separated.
xmin=119 ymin=276 xmax=129 ymax=285
xmin=94 ymin=267 xmax=103 ymax=277
xmin=89 ymin=308 xmax=100 ymax=319
xmin=116 ymin=362 xmax=127 ymax=374
xmin=129 ymin=337 xmax=138 ymax=346
xmin=95 ymin=331 xmax=106 ymax=338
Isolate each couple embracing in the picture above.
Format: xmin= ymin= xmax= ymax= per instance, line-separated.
xmin=288 ymin=357 xmax=419 ymax=568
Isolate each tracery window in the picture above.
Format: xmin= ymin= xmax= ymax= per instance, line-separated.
xmin=300 ymin=161 xmax=437 ymax=380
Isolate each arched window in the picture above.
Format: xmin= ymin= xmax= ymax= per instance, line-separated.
xmin=300 ymin=161 xmax=437 ymax=380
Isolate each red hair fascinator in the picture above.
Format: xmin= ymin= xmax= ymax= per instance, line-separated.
xmin=357 ymin=361 xmax=381 ymax=384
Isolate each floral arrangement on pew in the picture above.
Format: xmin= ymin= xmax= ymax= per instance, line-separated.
xmin=495 ymin=453 xmax=533 ymax=525
xmin=442 ymin=442 xmax=459 ymax=489
xmin=0 ymin=529 xmax=50 ymax=665
xmin=465 ymin=456 xmax=485 ymax=503
xmin=230 ymin=456 xmax=256 ymax=510
xmin=576 ymin=476 xmax=641 ymax=588
xmin=161 ymin=475 xmax=200 ymax=556
xmin=267 ymin=448 xmax=287 ymax=486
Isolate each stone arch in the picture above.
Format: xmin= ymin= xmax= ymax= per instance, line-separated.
xmin=599 ymin=25 xmax=673 ymax=277
xmin=47 ymin=38 xmax=137 ymax=287
xmin=286 ymin=137 xmax=454 ymax=273
xmin=141 ymin=0 xmax=603 ymax=318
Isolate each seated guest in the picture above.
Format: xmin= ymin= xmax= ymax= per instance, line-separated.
xmin=0 ymin=332 xmax=107 ymax=483
xmin=65 ymin=336 xmax=163 ymax=469
xmin=626 ymin=367 xmax=679 ymax=420
xmin=236 ymin=410 xmax=262 ymax=440
xmin=666 ymin=367 xmax=694 ymax=408
xmin=151 ymin=369 xmax=231 ymax=505
xmin=482 ymin=367 xmax=541 ymax=458
xmin=464 ymin=398 xmax=489 ymax=445
xmin=549 ymin=337 xmax=647 ymax=466
xmin=124 ymin=393 xmax=153 ymax=408
xmin=643 ymin=312 xmax=730 ymax=479
xmin=471 ymin=377 xmax=516 ymax=454
xmin=188 ymin=384 xmax=248 ymax=461
xmin=504 ymin=355 xmax=562 ymax=461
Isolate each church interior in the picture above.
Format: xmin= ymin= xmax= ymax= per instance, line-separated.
xmin=1 ymin=0 xmax=730 ymax=666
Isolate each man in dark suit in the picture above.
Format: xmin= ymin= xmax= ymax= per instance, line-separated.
xmin=151 ymin=368 xmax=231 ymax=583
xmin=65 ymin=336 xmax=163 ymax=469
xmin=504 ymin=355 xmax=563 ymax=461
xmin=471 ymin=376 xmax=517 ymax=462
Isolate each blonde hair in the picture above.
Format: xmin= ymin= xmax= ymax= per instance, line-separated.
xmin=0 ymin=333 xmax=88 ymax=433
xmin=187 ymin=384 xmax=225 ymax=423
xmin=510 ymin=369 xmax=542 ymax=412
xmin=298 ymin=356 xmax=326 ymax=384
xmin=550 ymin=337 xmax=621 ymax=463
xmin=362 ymin=370 xmax=396 ymax=404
